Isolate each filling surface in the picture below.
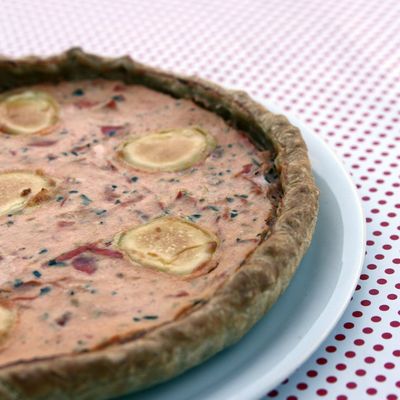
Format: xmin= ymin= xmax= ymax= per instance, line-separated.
xmin=0 ymin=79 xmax=278 ymax=366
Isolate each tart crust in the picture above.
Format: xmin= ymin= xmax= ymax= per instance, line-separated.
xmin=0 ymin=48 xmax=318 ymax=400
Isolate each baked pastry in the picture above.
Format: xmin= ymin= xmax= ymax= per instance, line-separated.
xmin=0 ymin=49 xmax=318 ymax=399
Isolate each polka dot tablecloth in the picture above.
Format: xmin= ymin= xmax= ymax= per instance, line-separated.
xmin=1 ymin=0 xmax=399 ymax=398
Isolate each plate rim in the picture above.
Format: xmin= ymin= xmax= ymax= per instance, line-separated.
xmin=230 ymin=98 xmax=366 ymax=400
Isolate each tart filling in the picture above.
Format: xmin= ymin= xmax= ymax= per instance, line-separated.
xmin=0 ymin=79 xmax=279 ymax=367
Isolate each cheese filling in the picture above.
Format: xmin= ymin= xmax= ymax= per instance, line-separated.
xmin=0 ymin=80 xmax=277 ymax=366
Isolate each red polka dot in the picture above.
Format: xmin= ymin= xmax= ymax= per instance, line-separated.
xmin=384 ymin=362 xmax=395 ymax=369
xmin=345 ymin=351 xmax=356 ymax=358
xmin=297 ymin=383 xmax=308 ymax=390
xmin=268 ymin=390 xmax=279 ymax=397
xmin=365 ymin=356 xmax=375 ymax=364
xmin=307 ymin=370 xmax=318 ymax=377
xmin=316 ymin=357 xmax=327 ymax=365
xmin=382 ymin=332 xmax=392 ymax=339
xmin=343 ymin=322 xmax=354 ymax=329
xmin=316 ymin=389 xmax=328 ymax=396
xmin=337 ymin=396 xmax=347 ymax=400
xmin=347 ymin=381 xmax=357 ymax=389
xmin=367 ymin=388 xmax=377 ymax=395
xmin=373 ymin=344 xmax=384 ymax=351
xmin=376 ymin=375 xmax=386 ymax=382
xmin=325 ymin=346 xmax=336 ymax=353
xmin=335 ymin=334 xmax=346 ymax=341
xmin=356 ymin=369 xmax=366 ymax=376
xmin=336 ymin=363 xmax=347 ymax=371
xmin=385 ymin=268 xmax=395 ymax=275
xmin=326 ymin=376 xmax=337 ymax=383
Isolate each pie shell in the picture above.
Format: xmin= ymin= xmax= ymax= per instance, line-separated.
xmin=0 ymin=48 xmax=319 ymax=400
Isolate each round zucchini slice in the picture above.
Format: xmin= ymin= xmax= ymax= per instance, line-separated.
xmin=116 ymin=216 xmax=218 ymax=275
xmin=120 ymin=127 xmax=216 ymax=172
xmin=0 ymin=171 xmax=54 ymax=216
xmin=0 ymin=90 xmax=59 ymax=135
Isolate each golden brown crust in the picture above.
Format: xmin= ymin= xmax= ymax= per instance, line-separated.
xmin=0 ymin=48 xmax=319 ymax=399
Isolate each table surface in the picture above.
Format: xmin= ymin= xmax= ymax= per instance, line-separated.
xmin=1 ymin=1 xmax=399 ymax=399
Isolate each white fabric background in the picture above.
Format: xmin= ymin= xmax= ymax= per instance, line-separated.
xmin=1 ymin=1 xmax=399 ymax=399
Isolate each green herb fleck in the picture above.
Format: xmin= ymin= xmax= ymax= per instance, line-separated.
xmin=112 ymin=95 xmax=125 ymax=102
xmin=230 ymin=210 xmax=239 ymax=218
xmin=32 ymin=270 xmax=42 ymax=278
xmin=13 ymin=279 xmax=23 ymax=288
xmin=40 ymin=286 xmax=52 ymax=296
xmin=80 ymin=194 xmax=92 ymax=205
xmin=72 ymin=88 xmax=84 ymax=96
xmin=143 ymin=315 xmax=158 ymax=320
xmin=95 ymin=209 xmax=107 ymax=216
xmin=188 ymin=214 xmax=202 ymax=222
xmin=48 ymin=259 xmax=66 ymax=267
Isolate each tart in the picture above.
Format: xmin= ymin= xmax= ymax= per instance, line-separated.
xmin=0 ymin=49 xmax=318 ymax=399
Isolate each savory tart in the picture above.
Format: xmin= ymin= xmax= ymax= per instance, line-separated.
xmin=0 ymin=49 xmax=318 ymax=399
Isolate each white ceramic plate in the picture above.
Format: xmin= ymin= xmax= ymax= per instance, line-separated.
xmin=121 ymin=100 xmax=365 ymax=400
